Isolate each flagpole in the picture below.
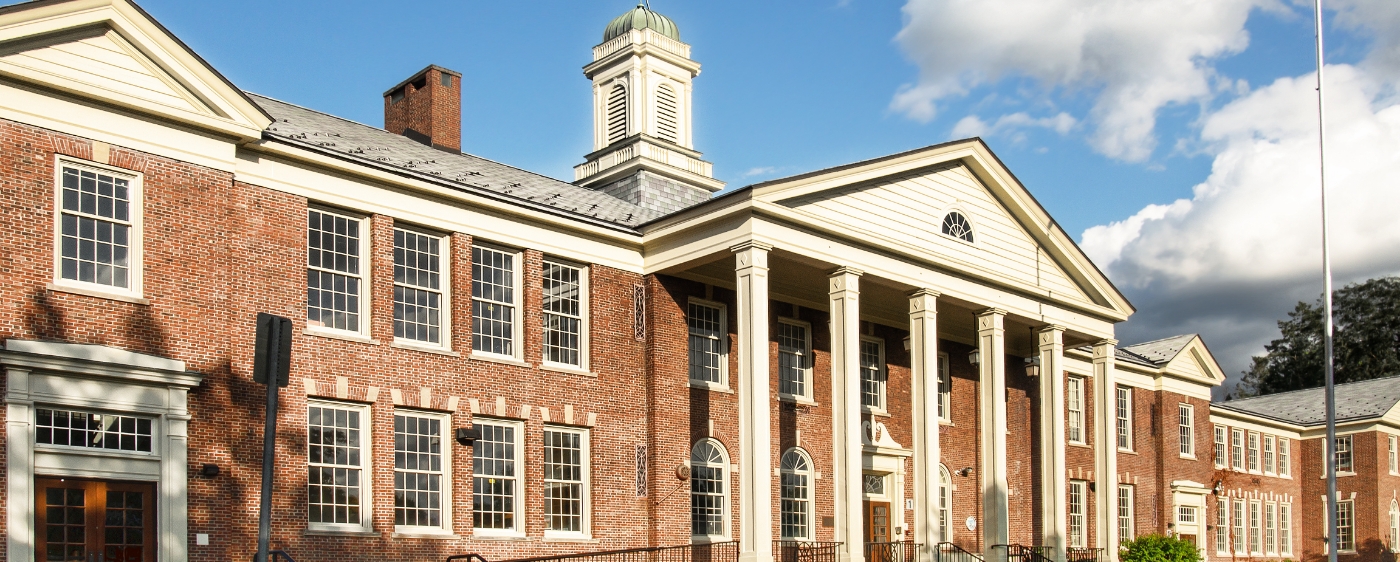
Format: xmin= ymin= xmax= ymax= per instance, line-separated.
xmin=1310 ymin=1 xmax=1339 ymax=561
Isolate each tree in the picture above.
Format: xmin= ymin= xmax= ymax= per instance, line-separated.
xmin=1237 ymin=276 xmax=1400 ymax=397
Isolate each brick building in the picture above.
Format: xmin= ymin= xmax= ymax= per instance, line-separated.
xmin=0 ymin=3 xmax=1392 ymax=562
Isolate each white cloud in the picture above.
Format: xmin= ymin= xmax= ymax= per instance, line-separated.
xmin=951 ymin=111 xmax=1077 ymax=141
xmin=892 ymin=0 xmax=1266 ymax=161
xmin=741 ymin=166 xmax=780 ymax=178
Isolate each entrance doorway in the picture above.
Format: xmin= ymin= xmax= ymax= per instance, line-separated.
xmin=36 ymin=478 xmax=156 ymax=562
xmin=865 ymin=501 xmax=892 ymax=562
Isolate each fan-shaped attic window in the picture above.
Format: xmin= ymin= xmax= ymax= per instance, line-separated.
xmin=941 ymin=211 xmax=974 ymax=242
xmin=607 ymin=84 xmax=628 ymax=145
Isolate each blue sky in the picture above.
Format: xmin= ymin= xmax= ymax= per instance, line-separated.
xmin=137 ymin=0 xmax=1400 ymax=394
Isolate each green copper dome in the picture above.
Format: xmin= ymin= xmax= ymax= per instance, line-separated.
xmin=603 ymin=3 xmax=680 ymax=43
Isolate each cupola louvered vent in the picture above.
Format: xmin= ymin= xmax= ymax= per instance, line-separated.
xmin=607 ymin=84 xmax=628 ymax=145
xmin=656 ymin=83 xmax=679 ymax=144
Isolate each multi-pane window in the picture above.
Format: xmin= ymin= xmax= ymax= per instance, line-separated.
xmin=393 ymin=228 xmax=446 ymax=345
xmin=1337 ymin=500 xmax=1355 ymax=552
xmin=473 ymin=420 xmax=522 ymax=533
xmin=1216 ymin=500 xmax=1230 ymax=554
xmin=307 ymin=402 xmax=369 ymax=529
xmin=939 ymin=466 xmax=953 ymax=541
xmin=1068 ymin=377 xmax=1085 ymax=444
xmin=35 ymin=408 xmax=153 ymax=453
xmin=1389 ymin=501 xmax=1399 ymax=553
xmin=777 ymin=321 xmax=811 ymax=399
xmin=1215 ymin=426 xmax=1228 ymax=467
xmin=1279 ymin=503 xmax=1291 ymax=554
xmin=542 ymin=260 xmax=587 ymax=367
xmin=1265 ymin=503 xmax=1277 ymax=553
xmin=1115 ymin=386 xmax=1132 ymax=450
xmin=472 ymin=245 xmax=518 ymax=357
xmin=1232 ymin=499 xmax=1246 ymax=555
xmin=1247 ymin=432 xmax=1260 ymax=471
xmin=1278 ymin=437 xmax=1291 ymax=476
xmin=1263 ymin=436 xmax=1275 ymax=474
xmin=1069 ymin=480 xmax=1086 ymax=547
xmin=779 ymin=449 xmax=812 ymax=540
xmin=688 ymin=301 xmax=726 ymax=385
xmin=543 ymin=428 xmax=589 ymax=535
xmin=859 ymin=339 xmax=886 ymax=410
xmin=1334 ymin=435 xmax=1353 ymax=473
xmin=56 ymin=163 xmax=137 ymax=290
xmin=1117 ymin=485 xmax=1134 ymax=542
xmin=691 ymin=440 xmax=728 ymax=538
xmin=937 ymin=353 xmax=952 ymax=421
xmin=1179 ymin=404 xmax=1194 ymax=456
xmin=307 ymin=209 xmax=366 ymax=333
xmin=1231 ymin=429 xmax=1245 ymax=470
xmin=1249 ymin=501 xmax=1261 ymax=554
xmin=1390 ymin=435 xmax=1398 ymax=474
xmin=393 ymin=412 xmax=447 ymax=530
xmin=1179 ymin=506 xmax=1198 ymax=525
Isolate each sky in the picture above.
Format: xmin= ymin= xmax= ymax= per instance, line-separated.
xmin=130 ymin=0 xmax=1400 ymax=397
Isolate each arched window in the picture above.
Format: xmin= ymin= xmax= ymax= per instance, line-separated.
xmin=691 ymin=440 xmax=729 ymax=539
xmin=606 ymin=83 xmax=628 ymax=145
xmin=1390 ymin=500 xmax=1399 ymax=553
xmin=941 ymin=211 xmax=974 ymax=243
xmin=656 ymin=83 xmax=679 ymax=144
xmin=938 ymin=464 xmax=953 ymax=542
xmin=780 ymin=448 xmax=813 ymax=540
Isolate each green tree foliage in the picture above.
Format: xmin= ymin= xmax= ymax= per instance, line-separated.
xmin=1237 ymin=276 xmax=1400 ymax=397
xmin=1119 ymin=534 xmax=1201 ymax=562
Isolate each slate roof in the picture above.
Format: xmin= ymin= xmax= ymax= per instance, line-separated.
xmin=1074 ymin=334 xmax=1196 ymax=368
xmin=247 ymin=93 xmax=664 ymax=230
xmin=1214 ymin=375 xmax=1400 ymax=426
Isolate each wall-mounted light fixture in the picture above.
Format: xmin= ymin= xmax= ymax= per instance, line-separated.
xmin=455 ymin=426 xmax=481 ymax=446
xmin=957 ymin=467 xmax=974 ymax=477
xmin=968 ymin=349 xmax=980 ymax=365
xmin=1213 ymin=480 xmax=1224 ymax=495
xmin=1024 ymin=356 xmax=1041 ymax=377
xmin=199 ymin=464 xmax=220 ymax=478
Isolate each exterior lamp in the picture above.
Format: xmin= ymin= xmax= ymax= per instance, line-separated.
xmin=968 ymin=349 xmax=980 ymax=365
xmin=1213 ymin=480 xmax=1224 ymax=495
xmin=1024 ymin=356 xmax=1041 ymax=377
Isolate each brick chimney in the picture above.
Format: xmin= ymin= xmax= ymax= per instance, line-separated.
xmin=383 ymin=65 xmax=462 ymax=152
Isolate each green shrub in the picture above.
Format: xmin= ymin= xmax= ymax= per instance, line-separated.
xmin=1119 ymin=534 xmax=1201 ymax=562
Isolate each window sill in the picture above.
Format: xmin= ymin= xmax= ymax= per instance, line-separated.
xmin=688 ymin=380 xmax=733 ymax=393
xmin=1118 ymin=448 xmax=1138 ymax=456
xmin=939 ymin=419 xmax=954 ymax=426
xmin=391 ymin=341 xmax=459 ymax=356
xmin=863 ymin=407 xmax=891 ymax=417
xmin=691 ymin=536 xmax=733 ymax=545
xmin=1180 ymin=454 xmax=1197 ymax=461
xmin=543 ymin=534 xmax=596 ymax=543
xmin=540 ymin=363 xmax=596 ymax=377
xmin=1069 ymin=442 xmax=1091 ymax=449
xmin=304 ymin=327 xmax=378 ymax=345
xmin=1321 ymin=472 xmax=1356 ymax=478
xmin=47 ymin=282 xmax=149 ymax=305
xmin=304 ymin=528 xmax=378 ymax=537
xmin=472 ymin=532 xmax=528 ymax=541
xmin=469 ymin=353 xmax=530 ymax=368
xmin=391 ymin=531 xmax=461 ymax=539
xmin=778 ymin=394 xmax=818 ymax=406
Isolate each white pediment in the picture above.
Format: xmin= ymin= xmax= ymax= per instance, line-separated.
xmin=0 ymin=0 xmax=270 ymax=140
xmin=1162 ymin=337 xmax=1227 ymax=386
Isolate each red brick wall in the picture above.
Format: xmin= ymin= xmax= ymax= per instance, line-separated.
xmin=383 ymin=67 xmax=462 ymax=151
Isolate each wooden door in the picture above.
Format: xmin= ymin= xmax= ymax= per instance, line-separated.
xmin=36 ymin=479 xmax=156 ymax=562
xmin=865 ymin=501 xmax=893 ymax=562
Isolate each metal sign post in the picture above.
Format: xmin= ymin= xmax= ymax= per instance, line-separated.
xmin=253 ymin=314 xmax=292 ymax=562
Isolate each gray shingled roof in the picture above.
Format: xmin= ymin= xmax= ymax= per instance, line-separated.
xmin=1214 ymin=376 xmax=1400 ymax=426
xmin=1074 ymin=334 xmax=1196 ymax=368
xmin=247 ymin=93 xmax=664 ymax=230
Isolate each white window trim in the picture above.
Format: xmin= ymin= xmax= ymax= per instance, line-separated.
xmin=1068 ymin=377 xmax=1086 ymax=445
xmin=391 ymin=225 xmax=451 ymax=351
xmin=859 ymin=335 xmax=888 ymax=415
xmin=543 ymin=425 xmax=591 ymax=539
xmin=1264 ymin=501 xmax=1277 ymax=555
xmin=1216 ymin=498 xmax=1230 ymax=555
xmin=1115 ymin=385 xmax=1133 ymax=452
xmin=1279 ymin=502 xmax=1292 ymax=555
xmin=1262 ymin=435 xmax=1276 ymax=475
xmin=779 ymin=447 xmax=816 ymax=541
xmin=1277 ymin=437 xmax=1291 ymax=477
xmin=1231 ymin=428 xmax=1245 ymax=471
xmin=392 ymin=409 xmax=452 ymax=535
xmin=938 ymin=464 xmax=953 ymax=542
xmin=1388 ymin=500 xmax=1399 ymax=553
xmin=1232 ymin=499 xmax=1246 ymax=555
xmin=540 ymin=258 xmax=590 ymax=372
xmin=470 ymin=243 xmax=524 ymax=362
xmin=1117 ymin=484 xmax=1134 ymax=542
xmin=307 ymin=399 xmax=374 ymax=533
xmin=1069 ymin=480 xmax=1087 ymax=548
xmin=937 ymin=352 xmax=952 ymax=423
xmin=51 ymin=156 xmax=145 ymax=301
xmin=1337 ymin=499 xmax=1356 ymax=553
xmin=687 ymin=298 xmax=729 ymax=390
xmin=1389 ymin=435 xmax=1399 ymax=475
xmin=306 ymin=206 xmax=372 ymax=338
xmin=1330 ymin=435 xmax=1356 ymax=476
xmin=1214 ymin=425 xmax=1228 ymax=468
xmin=776 ymin=318 xmax=815 ymax=404
xmin=1248 ymin=500 xmax=1262 ymax=555
xmin=472 ymin=417 xmax=526 ymax=537
xmin=1178 ymin=404 xmax=1195 ymax=459
xmin=690 ymin=438 xmax=732 ymax=543
xmin=1247 ymin=432 xmax=1260 ymax=473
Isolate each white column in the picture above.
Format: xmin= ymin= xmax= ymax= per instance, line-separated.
xmin=6 ymin=367 xmax=34 ymax=562
xmin=909 ymin=290 xmax=941 ymax=562
xmin=1092 ymin=340 xmax=1119 ymax=562
xmin=162 ymin=388 xmax=192 ymax=562
xmin=1038 ymin=327 xmax=1068 ymax=562
xmin=734 ymin=242 xmax=775 ymax=562
xmin=829 ymin=268 xmax=864 ymax=562
xmin=977 ymin=309 xmax=1009 ymax=562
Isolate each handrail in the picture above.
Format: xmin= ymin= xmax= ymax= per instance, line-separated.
xmin=492 ymin=541 xmax=737 ymax=562
xmin=252 ymin=550 xmax=297 ymax=562
xmin=865 ymin=541 xmax=920 ymax=562
xmin=935 ymin=542 xmax=984 ymax=562
xmin=446 ymin=556 xmax=489 ymax=562
xmin=774 ymin=541 xmax=843 ymax=562
xmin=993 ymin=544 xmax=1053 ymax=562
xmin=1066 ymin=548 xmax=1104 ymax=562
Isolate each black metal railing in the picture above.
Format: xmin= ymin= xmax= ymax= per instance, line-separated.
xmin=252 ymin=550 xmax=297 ymax=562
xmin=935 ymin=542 xmax=984 ymax=562
xmin=774 ymin=541 xmax=842 ymax=562
xmin=865 ymin=541 xmax=919 ymax=562
xmin=992 ymin=544 xmax=1052 ymax=562
xmin=447 ymin=556 xmax=489 ymax=562
xmin=1066 ymin=548 xmax=1104 ymax=562
xmin=488 ymin=542 xmax=738 ymax=562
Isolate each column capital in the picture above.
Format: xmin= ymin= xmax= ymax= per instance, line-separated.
xmin=908 ymin=289 xmax=939 ymax=314
xmin=730 ymin=240 xmax=775 ymax=254
xmin=1092 ymin=339 xmax=1118 ymax=360
xmin=976 ymin=308 xmax=1007 ymax=331
xmin=975 ymin=307 xmax=1009 ymax=318
xmin=1036 ymin=326 xmax=1066 ymax=347
xmin=828 ymin=266 xmax=865 ymax=278
xmin=828 ymin=267 xmax=862 ymax=294
xmin=908 ymin=288 xmax=941 ymax=299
